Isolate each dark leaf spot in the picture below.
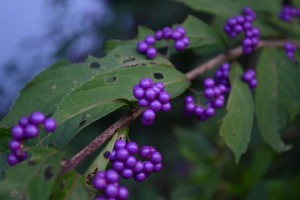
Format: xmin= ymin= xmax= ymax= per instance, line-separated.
xmin=122 ymin=57 xmax=136 ymax=63
xmin=153 ymin=72 xmax=164 ymax=79
xmin=103 ymin=151 xmax=110 ymax=159
xmin=106 ymin=76 xmax=117 ymax=83
xmin=44 ymin=166 xmax=53 ymax=180
xmin=49 ymin=144 xmax=53 ymax=147
xmin=90 ymin=62 xmax=101 ymax=69
xmin=28 ymin=160 xmax=36 ymax=166
xmin=79 ymin=120 xmax=87 ymax=127
xmin=60 ymin=182 xmax=64 ymax=190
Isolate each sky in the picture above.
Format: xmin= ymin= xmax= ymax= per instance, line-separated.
xmin=0 ymin=0 xmax=110 ymax=117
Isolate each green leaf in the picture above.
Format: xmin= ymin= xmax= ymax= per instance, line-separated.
xmin=276 ymin=51 xmax=300 ymax=119
xmin=0 ymin=45 xmax=172 ymax=129
xmin=174 ymin=0 xmax=242 ymax=18
xmin=0 ymin=147 xmax=63 ymax=200
xmin=181 ymin=15 xmax=224 ymax=50
xmin=255 ymin=48 xmax=291 ymax=152
xmin=84 ymin=129 xmax=128 ymax=189
xmin=0 ymin=127 xmax=11 ymax=152
xmin=50 ymin=65 xmax=190 ymax=148
xmin=50 ymin=171 xmax=92 ymax=200
xmin=220 ymin=63 xmax=254 ymax=163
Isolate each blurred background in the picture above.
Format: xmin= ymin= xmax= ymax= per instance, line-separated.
xmin=1 ymin=0 xmax=300 ymax=199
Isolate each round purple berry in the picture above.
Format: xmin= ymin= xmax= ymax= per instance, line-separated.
xmin=139 ymin=78 xmax=153 ymax=89
xmin=126 ymin=142 xmax=139 ymax=154
xmin=144 ymin=35 xmax=155 ymax=45
xmin=161 ymin=102 xmax=171 ymax=112
xmin=150 ymin=100 xmax=163 ymax=111
xmin=174 ymin=40 xmax=185 ymax=51
xmin=105 ymin=184 xmax=118 ymax=198
xmin=204 ymin=88 xmax=215 ymax=99
xmin=114 ymin=140 xmax=126 ymax=150
xmin=112 ymin=161 xmax=124 ymax=172
xmin=138 ymin=99 xmax=150 ymax=107
xmin=122 ymin=168 xmax=133 ymax=179
xmin=155 ymin=30 xmax=163 ymax=40
xmin=143 ymin=161 xmax=154 ymax=173
xmin=142 ymin=109 xmax=156 ymax=121
xmin=204 ymin=78 xmax=215 ymax=88
xmin=44 ymin=118 xmax=57 ymax=132
xmin=133 ymin=86 xmax=145 ymax=100
xmin=140 ymin=146 xmax=151 ymax=158
xmin=9 ymin=140 xmax=22 ymax=152
xmin=125 ymin=156 xmax=137 ymax=168
xmin=93 ymin=177 xmax=107 ymax=190
xmin=146 ymin=47 xmax=157 ymax=59
xmin=11 ymin=125 xmax=24 ymax=141
xmin=204 ymin=107 xmax=215 ymax=118
xmin=158 ymin=91 xmax=170 ymax=104
xmin=18 ymin=116 xmax=29 ymax=127
xmin=118 ymin=186 xmax=129 ymax=200
xmin=137 ymin=41 xmax=148 ymax=53
xmin=134 ymin=161 xmax=144 ymax=173
xmin=150 ymin=151 xmax=162 ymax=164
xmin=153 ymin=163 xmax=163 ymax=172
xmin=7 ymin=153 xmax=19 ymax=166
xmin=134 ymin=172 xmax=146 ymax=182
xmin=194 ymin=106 xmax=204 ymax=117
xmin=105 ymin=169 xmax=119 ymax=183
xmin=24 ymin=124 xmax=39 ymax=138
xmin=30 ymin=111 xmax=46 ymax=125
xmin=116 ymin=149 xmax=129 ymax=161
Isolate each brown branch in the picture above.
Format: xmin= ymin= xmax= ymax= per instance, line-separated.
xmin=59 ymin=108 xmax=143 ymax=175
xmin=185 ymin=39 xmax=300 ymax=80
xmin=59 ymin=39 xmax=300 ymax=175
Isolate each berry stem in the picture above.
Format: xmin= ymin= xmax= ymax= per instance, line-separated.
xmin=59 ymin=38 xmax=300 ymax=176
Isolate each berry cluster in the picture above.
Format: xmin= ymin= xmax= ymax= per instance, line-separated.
xmin=184 ymin=63 xmax=231 ymax=121
xmin=224 ymin=7 xmax=260 ymax=54
xmin=133 ymin=78 xmax=171 ymax=126
xmin=136 ymin=26 xmax=189 ymax=59
xmin=284 ymin=42 xmax=297 ymax=61
xmin=242 ymin=69 xmax=258 ymax=89
xmin=279 ymin=5 xmax=300 ymax=22
xmin=109 ymin=140 xmax=162 ymax=182
xmin=7 ymin=112 xmax=57 ymax=166
xmin=93 ymin=170 xmax=129 ymax=200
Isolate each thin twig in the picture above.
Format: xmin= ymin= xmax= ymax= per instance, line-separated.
xmin=59 ymin=39 xmax=300 ymax=175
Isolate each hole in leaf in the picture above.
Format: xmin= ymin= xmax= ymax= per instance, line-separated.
xmin=106 ymin=76 xmax=117 ymax=83
xmin=44 ymin=166 xmax=53 ymax=180
xmin=103 ymin=151 xmax=110 ymax=159
xmin=1 ymin=171 xmax=4 ymax=175
xmin=28 ymin=160 xmax=36 ymax=166
xmin=153 ymin=72 xmax=164 ymax=79
xmin=49 ymin=144 xmax=53 ymax=147
xmin=78 ymin=120 xmax=87 ymax=127
xmin=90 ymin=62 xmax=101 ymax=69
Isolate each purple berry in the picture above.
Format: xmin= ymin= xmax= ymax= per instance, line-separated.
xmin=114 ymin=140 xmax=126 ymax=150
xmin=139 ymin=78 xmax=153 ymax=89
xmin=174 ymin=40 xmax=185 ymax=51
xmin=133 ymin=86 xmax=145 ymax=100
xmin=133 ymin=161 xmax=144 ymax=173
xmin=116 ymin=149 xmax=129 ymax=161
xmin=175 ymin=26 xmax=186 ymax=35
xmin=105 ymin=169 xmax=119 ymax=183
xmin=11 ymin=125 xmax=24 ymax=141
xmin=185 ymin=103 xmax=195 ymax=113
xmin=144 ymin=35 xmax=156 ymax=45
xmin=93 ymin=177 xmax=107 ymax=190
xmin=118 ymin=186 xmax=129 ymax=200
xmin=7 ymin=153 xmax=19 ymax=166
xmin=158 ymin=91 xmax=170 ymax=104
xmin=204 ymin=88 xmax=215 ymax=99
xmin=172 ymin=31 xmax=183 ymax=40
xmin=30 ymin=111 xmax=46 ymax=125
xmin=125 ymin=156 xmax=137 ymax=168
xmin=194 ymin=106 xmax=204 ymax=117
xmin=142 ymin=118 xmax=154 ymax=126
xmin=150 ymin=100 xmax=162 ymax=111
xmin=18 ymin=116 xmax=29 ymax=127
xmin=142 ymin=109 xmax=156 ymax=121
xmin=134 ymin=172 xmax=146 ymax=182
xmin=122 ymin=168 xmax=133 ymax=179
xmin=109 ymin=150 xmax=116 ymax=161
xmin=144 ymin=88 xmax=157 ymax=101
xmin=126 ymin=142 xmax=139 ymax=154
xmin=161 ymin=102 xmax=171 ymax=112
xmin=146 ymin=47 xmax=157 ymax=59
xmin=205 ymin=107 xmax=215 ymax=118
xmin=9 ymin=140 xmax=21 ymax=152
xmin=213 ymin=99 xmax=224 ymax=109
xmin=143 ymin=161 xmax=154 ymax=173
xmin=249 ymin=79 xmax=258 ymax=89
xmin=105 ymin=184 xmax=118 ymax=198
xmin=138 ymin=99 xmax=150 ymax=107
xmin=155 ymin=30 xmax=163 ymax=40
xmin=204 ymin=78 xmax=215 ymax=88
xmin=182 ymin=37 xmax=190 ymax=47
xmin=150 ymin=152 xmax=162 ymax=164
xmin=24 ymin=124 xmax=39 ymax=138
xmin=140 ymin=146 xmax=151 ymax=158
xmin=112 ymin=161 xmax=124 ymax=172
xmin=153 ymin=163 xmax=163 ymax=172
xmin=137 ymin=41 xmax=148 ymax=53
xmin=185 ymin=96 xmax=194 ymax=104
xmin=44 ymin=118 xmax=56 ymax=132
xmin=163 ymin=27 xmax=172 ymax=39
